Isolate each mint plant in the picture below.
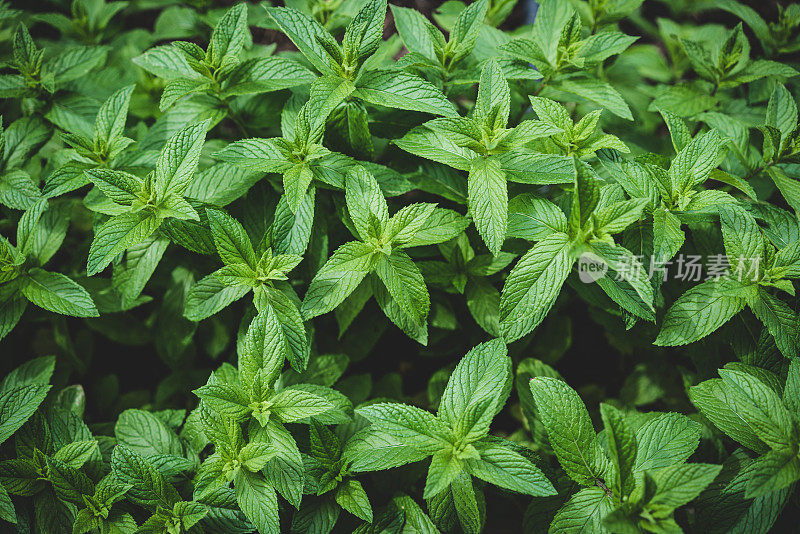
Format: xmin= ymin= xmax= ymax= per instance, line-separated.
xmin=352 ymin=340 xmax=555 ymax=533
xmin=1 ymin=1 xmax=800 ymax=533
xmin=529 ymin=374 xmax=722 ymax=533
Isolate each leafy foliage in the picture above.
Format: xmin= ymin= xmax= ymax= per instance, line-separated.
xmin=1 ymin=0 xmax=800 ymax=533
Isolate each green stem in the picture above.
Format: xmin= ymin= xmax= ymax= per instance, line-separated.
xmin=691 ymin=82 xmax=719 ymax=137
xmin=532 ymin=76 xmax=551 ymax=97
xmin=222 ymin=99 xmax=249 ymax=137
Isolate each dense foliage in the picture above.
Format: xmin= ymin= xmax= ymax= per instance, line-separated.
xmin=1 ymin=0 xmax=800 ymax=532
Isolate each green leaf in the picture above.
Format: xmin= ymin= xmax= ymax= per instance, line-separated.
xmin=261 ymin=419 xmax=304 ymax=508
xmin=271 ymin=188 xmax=315 ymax=255
xmin=87 ymin=212 xmax=162 ymax=276
xmin=207 ymin=208 xmax=257 ymax=267
xmin=593 ymin=198 xmax=648 ymax=235
xmin=689 ymin=378 xmax=770 ymax=454
xmin=747 ymin=289 xmax=799 ymax=359
xmin=424 ymin=448 xmax=463 ymax=499
xmin=766 ymin=166 xmax=800 ymax=215
xmin=389 ymin=4 xmax=437 ymax=59
xmin=335 ymin=479 xmax=372 ymax=522
xmin=655 ymin=278 xmax=749 ymax=346
xmin=266 ymin=7 xmax=341 ymax=75
xmin=653 ymin=207 xmax=684 ymax=264
xmin=499 ymin=232 xmax=573 ymax=341
xmin=399 ymin=208 xmax=470 ymax=248
xmin=21 ymin=269 xmax=98 ymax=317
xmin=301 ymin=241 xmax=376 ymax=320
xmin=530 ymin=0 xmax=572 ymax=66
xmin=85 ymin=168 xmax=142 ymax=205
xmin=385 ymin=203 xmax=436 ymax=245
xmin=53 ymin=440 xmax=98 ymax=469
xmin=154 ymin=120 xmax=209 ymax=195
xmin=207 ymin=3 xmax=248 ymax=71
xmin=342 ymin=0 xmax=386 ymax=62
xmin=184 ymin=270 xmax=250 ymax=320
xmin=94 ymin=84 xmax=134 ymax=151
xmin=466 ymin=439 xmax=555 ymax=496
xmin=448 ymin=0 xmax=488 ymax=63
xmin=746 ymin=450 xmax=800 ymax=498
xmin=556 ymin=77 xmax=632 ymax=121
xmin=450 ymin=471 xmax=483 ymax=534
xmin=283 ymin=163 xmax=314 ymax=213
xmin=0 ymin=170 xmax=40 ymax=210
xmin=634 ymin=412 xmax=700 ymax=472
xmin=569 ymin=160 xmax=600 ymax=236
xmin=115 ymin=409 xmax=183 ymax=458
xmin=529 ymin=376 xmax=599 ymax=485
xmin=132 ymin=45 xmax=197 ymax=80
xmin=47 ymin=457 xmax=93 ymax=504
xmin=438 ymin=339 xmax=510 ymax=442
xmin=344 ymin=428 xmax=432 ymax=472
xmin=213 ymin=138 xmax=291 ymax=172
xmin=498 ymin=152 xmax=575 ymax=185
xmin=668 ymin=129 xmax=724 ymax=196
xmin=0 ymin=293 xmax=26 ymax=343
xmin=0 ymin=483 xmax=14 ymax=524
xmin=374 ymin=251 xmax=429 ymax=328
xmin=354 ymin=70 xmax=457 ymax=117
xmin=719 ymin=205 xmax=764 ymax=272
xmin=507 ymin=193 xmax=568 ymax=241
xmin=549 ymin=486 xmax=613 ymax=534
xmin=719 ymin=368 xmax=796 ymax=451
xmin=468 ymin=156 xmax=507 ymax=256
xmin=0 ymin=384 xmax=51 ymax=445
xmin=0 ymin=356 xmax=54 ymax=390
xmin=650 ymin=463 xmax=723 ymax=508
xmin=474 ymin=59 xmax=510 ymax=132
xmin=766 ymin=83 xmax=797 ymax=147
xmin=395 ymin=125 xmax=473 ymax=171
xmin=258 ymin=287 xmax=309 ymax=372
xmin=599 ymin=403 xmax=636 ymax=498
xmin=345 ymin=165 xmax=388 ymax=242
xmin=235 ymin=470 xmax=280 ymax=534
xmin=356 ymin=402 xmax=453 ymax=453
xmin=111 ymin=446 xmax=178 ymax=509
xmin=223 ymin=56 xmax=316 ymax=96
xmin=589 ymin=241 xmax=655 ymax=321
xmin=271 ymin=387 xmax=333 ymax=423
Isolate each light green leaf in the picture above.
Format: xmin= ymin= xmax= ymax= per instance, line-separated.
xmin=549 ymin=486 xmax=613 ymax=534
xmin=0 ymin=384 xmax=51 ymax=445
xmin=468 ymin=156 xmax=507 ymax=256
xmin=87 ymin=211 xmax=162 ymax=276
xmin=650 ymin=463 xmax=723 ymax=508
xmin=499 ymin=232 xmax=572 ymax=341
xmin=301 ymin=241 xmax=376 ymax=319
xmin=21 ymin=269 xmax=98 ymax=317
xmin=529 ymin=376 xmax=599 ymax=485
xmin=599 ymin=403 xmax=636 ymax=498
xmin=424 ymin=448 xmax=463 ymax=499
xmin=466 ymin=439 xmax=555 ymax=496
xmin=634 ymin=412 xmax=700 ymax=472
xmin=271 ymin=387 xmax=333 ymax=423
xmin=655 ymin=278 xmax=749 ymax=347
xmin=335 ymin=479 xmax=372 ymax=522
xmin=184 ymin=270 xmax=250 ymax=321
xmin=439 ymin=339 xmax=510 ymax=442
xmin=235 ymin=470 xmax=280 ymax=534
xmin=154 ymin=120 xmax=209 ymax=195
xmin=374 ymin=251 xmax=429 ymax=328
xmin=354 ymin=70 xmax=457 ymax=117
